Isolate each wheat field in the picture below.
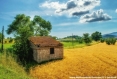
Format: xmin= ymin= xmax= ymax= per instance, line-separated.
xmin=30 ymin=43 xmax=117 ymax=79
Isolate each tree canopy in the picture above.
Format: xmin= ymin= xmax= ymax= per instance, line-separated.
xmin=7 ymin=14 xmax=33 ymax=35
xmin=83 ymin=33 xmax=92 ymax=45
xmin=33 ymin=15 xmax=52 ymax=36
xmin=91 ymin=31 xmax=102 ymax=41
xmin=7 ymin=14 xmax=52 ymax=36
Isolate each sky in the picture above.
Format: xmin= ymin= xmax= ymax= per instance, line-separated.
xmin=0 ymin=0 xmax=117 ymax=38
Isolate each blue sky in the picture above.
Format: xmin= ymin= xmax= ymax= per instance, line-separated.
xmin=0 ymin=0 xmax=117 ymax=38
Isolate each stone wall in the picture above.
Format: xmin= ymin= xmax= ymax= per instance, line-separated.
xmin=50 ymin=47 xmax=63 ymax=60
xmin=30 ymin=42 xmax=63 ymax=63
xmin=34 ymin=47 xmax=63 ymax=63
xmin=33 ymin=49 xmax=37 ymax=62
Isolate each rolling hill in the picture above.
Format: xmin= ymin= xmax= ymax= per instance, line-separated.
xmin=102 ymin=32 xmax=117 ymax=38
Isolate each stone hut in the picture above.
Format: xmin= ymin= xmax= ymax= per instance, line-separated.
xmin=29 ymin=36 xmax=63 ymax=63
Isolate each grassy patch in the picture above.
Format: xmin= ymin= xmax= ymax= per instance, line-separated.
xmin=0 ymin=43 xmax=13 ymax=49
xmin=0 ymin=52 xmax=32 ymax=79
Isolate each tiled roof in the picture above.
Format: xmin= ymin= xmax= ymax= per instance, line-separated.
xmin=29 ymin=36 xmax=63 ymax=47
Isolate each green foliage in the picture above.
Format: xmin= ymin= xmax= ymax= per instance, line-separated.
xmin=62 ymin=41 xmax=98 ymax=48
xmin=9 ymin=37 xmax=13 ymax=43
xmin=13 ymin=26 xmax=33 ymax=65
xmin=6 ymin=14 xmax=52 ymax=65
xmin=0 ymin=52 xmax=31 ymax=79
xmin=61 ymin=38 xmax=76 ymax=42
xmin=83 ymin=33 xmax=92 ymax=45
xmin=6 ymin=14 xmax=34 ymax=65
xmin=100 ymin=38 xmax=105 ymax=43
xmin=106 ymin=38 xmax=111 ymax=45
xmin=77 ymin=37 xmax=84 ymax=44
xmin=49 ymin=36 xmax=58 ymax=40
xmin=33 ymin=15 xmax=52 ymax=36
xmin=61 ymin=35 xmax=83 ymax=43
xmin=105 ymin=38 xmax=116 ymax=45
xmin=0 ymin=43 xmax=13 ymax=49
xmin=61 ymin=42 xmax=85 ymax=48
xmin=7 ymin=14 xmax=33 ymax=35
xmin=91 ymin=31 xmax=102 ymax=41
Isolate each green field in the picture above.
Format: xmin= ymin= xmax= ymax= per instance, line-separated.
xmin=0 ymin=43 xmax=13 ymax=49
xmin=61 ymin=41 xmax=98 ymax=48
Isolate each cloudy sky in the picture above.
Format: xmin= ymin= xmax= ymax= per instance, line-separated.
xmin=0 ymin=0 xmax=117 ymax=38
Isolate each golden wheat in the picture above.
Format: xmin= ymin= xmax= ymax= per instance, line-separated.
xmin=30 ymin=43 xmax=117 ymax=79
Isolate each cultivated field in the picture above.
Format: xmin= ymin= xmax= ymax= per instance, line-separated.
xmin=30 ymin=43 xmax=117 ymax=79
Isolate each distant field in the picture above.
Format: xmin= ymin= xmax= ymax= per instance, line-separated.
xmin=0 ymin=43 xmax=13 ymax=49
xmin=30 ymin=43 xmax=117 ymax=79
xmin=61 ymin=41 xmax=98 ymax=48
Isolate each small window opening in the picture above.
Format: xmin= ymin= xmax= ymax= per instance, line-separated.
xmin=37 ymin=45 xmax=40 ymax=47
xmin=50 ymin=48 xmax=54 ymax=54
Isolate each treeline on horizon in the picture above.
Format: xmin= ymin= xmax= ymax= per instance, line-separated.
xmin=60 ymin=31 xmax=117 ymax=45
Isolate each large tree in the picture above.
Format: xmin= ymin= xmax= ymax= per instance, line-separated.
xmin=6 ymin=14 xmax=52 ymax=64
xmin=33 ymin=15 xmax=52 ymax=36
xmin=91 ymin=31 xmax=102 ymax=41
xmin=7 ymin=14 xmax=34 ymax=63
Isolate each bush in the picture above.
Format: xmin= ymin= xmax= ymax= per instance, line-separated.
xmin=83 ymin=33 xmax=92 ymax=45
xmin=6 ymin=47 xmax=14 ymax=53
xmin=100 ymin=38 xmax=105 ymax=43
xmin=105 ymin=38 xmax=116 ymax=45
xmin=106 ymin=38 xmax=111 ymax=45
xmin=9 ymin=39 xmax=13 ymax=43
xmin=78 ymin=38 xmax=83 ymax=44
xmin=111 ymin=38 xmax=116 ymax=45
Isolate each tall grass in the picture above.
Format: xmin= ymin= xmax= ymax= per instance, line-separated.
xmin=0 ymin=52 xmax=32 ymax=79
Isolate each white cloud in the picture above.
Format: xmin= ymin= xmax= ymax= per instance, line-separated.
xmin=40 ymin=0 xmax=100 ymax=16
xmin=116 ymin=9 xmax=117 ymax=13
xmin=40 ymin=1 xmax=66 ymax=11
xmin=79 ymin=9 xmax=112 ymax=23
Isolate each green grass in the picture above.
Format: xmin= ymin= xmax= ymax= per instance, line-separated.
xmin=0 ymin=43 xmax=13 ymax=49
xmin=0 ymin=52 xmax=32 ymax=79
xmin=61 ymin=41 xmax=99 ymax=48
xmin=0 ymin=43 xmax=34 ymax=79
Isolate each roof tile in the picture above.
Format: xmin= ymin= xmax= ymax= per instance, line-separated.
xmin=29 ymin=36 xmax=63 ymax=47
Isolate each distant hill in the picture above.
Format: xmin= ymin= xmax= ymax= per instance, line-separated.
xmin=103 ymin=32 xmax=117 ymax=38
